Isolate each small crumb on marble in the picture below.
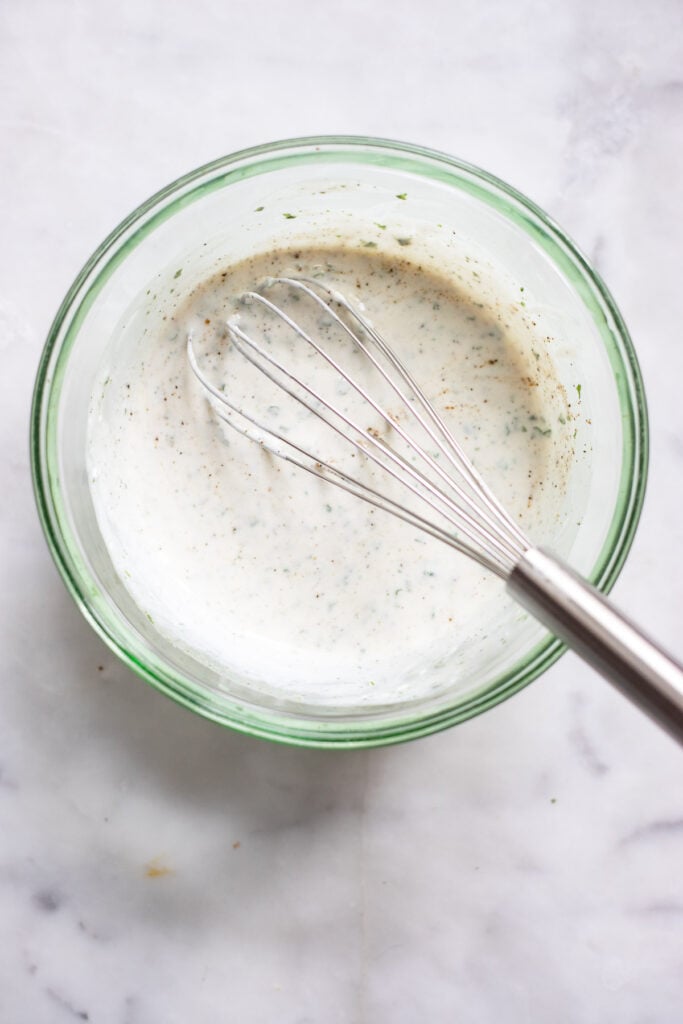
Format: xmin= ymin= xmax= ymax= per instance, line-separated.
xmin=144 ymin=858 xmax=173 ymax=879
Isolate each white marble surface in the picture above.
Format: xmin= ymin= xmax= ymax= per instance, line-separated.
xmin=1 ymin=1 xmax=682 ymax=1020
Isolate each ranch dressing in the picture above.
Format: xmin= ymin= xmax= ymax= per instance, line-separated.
xmin=88 ymin=244 xmax=572 ymax=706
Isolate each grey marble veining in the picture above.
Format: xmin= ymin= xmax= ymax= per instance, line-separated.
xmin=1 ymin=1 xmax=682 ymax=1021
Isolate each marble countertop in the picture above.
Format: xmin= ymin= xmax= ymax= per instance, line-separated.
xmin=1 ymin=1 xmax=682 ymax=1020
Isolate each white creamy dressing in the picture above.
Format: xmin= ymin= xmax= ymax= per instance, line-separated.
xmin=88 ymin=242 xmax=572 ymax=706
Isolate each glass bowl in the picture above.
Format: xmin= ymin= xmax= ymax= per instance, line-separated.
xmin=30 ymin=136 xmax=648 ymax=748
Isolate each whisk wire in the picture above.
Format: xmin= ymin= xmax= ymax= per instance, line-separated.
xmin=187 ymin=335 xmax=505 ymax=573
xmin=188 ymin=276 xmax=535 ymax=575
xmin=286 ymin=276 xmax=529 ymax=551
xmin=234 ymin=286 xmax=525 ymax=568
xmin=227 ymin=313 xmax=521 ymax=571
xmin=253 ymin=281 xmax=521 ymax=556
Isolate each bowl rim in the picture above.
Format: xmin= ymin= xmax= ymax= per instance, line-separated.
xmin=30 ymin=133 xmax=649 ymax=749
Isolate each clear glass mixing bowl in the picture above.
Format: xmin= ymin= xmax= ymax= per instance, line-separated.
xmin=30 ymin=136 xmax=648 ymax=748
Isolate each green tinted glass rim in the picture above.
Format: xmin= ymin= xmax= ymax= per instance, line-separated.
xmin=30 ymin=134 xmax=648 ymax=749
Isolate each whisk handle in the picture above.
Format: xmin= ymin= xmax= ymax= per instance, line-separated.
xmin=508 ymin=547 xmax=683 ymax=744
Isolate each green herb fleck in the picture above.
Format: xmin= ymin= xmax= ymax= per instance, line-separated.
xmin=550 ymin=797 xmax=557 ymax=805
xmin=173 ymin=269 xmax=182 ymax=279
xmin=558 ymin=415 xmax=566 ymax=424
xmin=396 ymin=237 xmax=412 ymax=246
xmin=254 ymin=206 xmax=264 ymax=212
xmin=575 ymin=383 xmax=582 ymax=400
xmin=533 ymin=426 xmax=552 ymax=437
xmin=396 ymin=192 xmax=407 ymax=200
xmin=283 ymin=212 xmax=296 ymax=219
xmin=361 ymin=240 xmax=377 ymax=248
xmin=375 ymin=222 xmax=387 ymax=230
xmin=146 ymin=612 xmax=155 ymax=623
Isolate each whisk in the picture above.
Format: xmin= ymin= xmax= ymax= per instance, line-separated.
xmin=187 ymin=276 xmax=683 ymax=743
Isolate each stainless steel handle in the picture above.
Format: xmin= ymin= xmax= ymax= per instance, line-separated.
xmin=508 ymin=548 xmax=683 ymax=744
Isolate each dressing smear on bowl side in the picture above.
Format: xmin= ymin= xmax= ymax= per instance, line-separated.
xmin=87 ymin=244 xmax=573 ymax=707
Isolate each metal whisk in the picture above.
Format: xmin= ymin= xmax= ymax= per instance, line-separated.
xmin=188 ymin=276 xmax=683 ymax=743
